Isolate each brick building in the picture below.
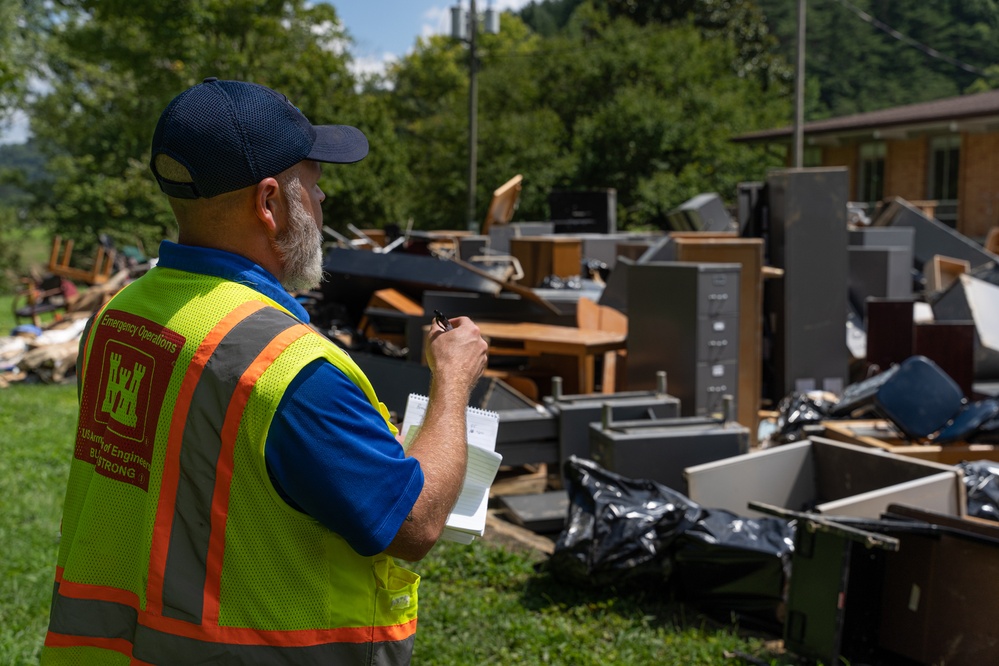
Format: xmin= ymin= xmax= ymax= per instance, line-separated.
xmin=735 ymin=89 xmax=999 ymax=241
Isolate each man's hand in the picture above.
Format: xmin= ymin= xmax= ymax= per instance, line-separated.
xmin=384 ymin=316 xmax=488 ymax=561
xmin=424 ymin=316 xmax=488 ymax=397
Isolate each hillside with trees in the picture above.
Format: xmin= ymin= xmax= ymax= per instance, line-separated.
xmin=0 ymin=0 xmax=996 ymax=267
xmin=753 ymin=0 xmax=999 ymax=118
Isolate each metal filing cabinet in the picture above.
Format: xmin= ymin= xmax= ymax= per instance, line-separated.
xmin=625 ymin=261 xmax=740 ymax=417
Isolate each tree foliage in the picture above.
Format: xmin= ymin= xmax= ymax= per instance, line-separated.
xmin=25 ymin=0 xmax=376 ymax=251
xmin=754 ymin=0 xmax=999 ymax=119
xmin=11 ymin=0 xmax=994 ymax=251
xmin=387 ymin=1 xmax=789 ymax=229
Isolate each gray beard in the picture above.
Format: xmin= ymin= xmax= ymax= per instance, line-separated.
xmin=275 ymin=176 xmax=324 ymax=292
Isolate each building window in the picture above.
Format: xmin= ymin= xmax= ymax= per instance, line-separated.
xmin=858 ymin=142 xmax=885 ymax=204
xmin=929 ymin=135 xmax=960 ymax=200
xmin=803 ymin=146 xmax=822 ymax=167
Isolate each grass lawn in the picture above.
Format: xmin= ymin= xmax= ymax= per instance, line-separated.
xmin=0 ymin=383 xmax=78 ymax=664
xmin=0 ymin=379 xmax=794 ymax=665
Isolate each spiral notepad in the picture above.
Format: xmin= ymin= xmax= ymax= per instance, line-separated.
xmin=400 ymin=394 xmax=502 ymax=544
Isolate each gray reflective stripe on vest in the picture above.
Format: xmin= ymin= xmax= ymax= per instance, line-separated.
xmin=49 ymin=582 xmax=416 ymax=665
xmin=48 ymin=581 xmax=137 ymax=641
xmin=162 ymin=306 xmax=300 ymax=623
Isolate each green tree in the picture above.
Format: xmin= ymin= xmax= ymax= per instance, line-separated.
xmin=386 ymin=14 xmax=573 ymax=229
xmin=26 ymin=0 xmax=381 ymax=253
xmin=0 ymin=0 xmax=44 ymax=123
xmin=387 ymin=2 xmax=788 ymax=230
xmin=755 ymin=0 xmax=999 ymax=118
xmin=542 ymin=6 xmax=789 ymax=226
xmin=0 ymin=0 xmax=47 ymax=288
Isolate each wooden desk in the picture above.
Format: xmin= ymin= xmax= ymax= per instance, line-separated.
xmin=475 ymin=321 xmax=626 ymax=395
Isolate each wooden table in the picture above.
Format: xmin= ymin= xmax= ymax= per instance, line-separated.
xmin=475 ymin=321 xmax=626 ymax=395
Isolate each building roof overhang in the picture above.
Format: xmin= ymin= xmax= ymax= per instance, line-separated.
xmin=734 ymin=89 xmax=999 ymax=146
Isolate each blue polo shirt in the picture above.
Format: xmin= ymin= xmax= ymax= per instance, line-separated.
xmin=156 ymin=241 xmax=424 ymax=557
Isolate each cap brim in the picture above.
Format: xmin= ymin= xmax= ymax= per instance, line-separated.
xmin=308 ymin=124 xmax=369 ymax=164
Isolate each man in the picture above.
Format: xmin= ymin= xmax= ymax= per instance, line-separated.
xmin=42 ymin=78 xmax=488 ymax=665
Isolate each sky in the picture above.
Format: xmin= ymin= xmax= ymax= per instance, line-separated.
xmin=0 ymin=1 xmax=532 ymax=145
xmin=334 ymin=0 xmax=532 ymax=78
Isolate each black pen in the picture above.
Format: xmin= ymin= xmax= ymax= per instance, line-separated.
xmin=433 ymin=309 xmax=453 ymax=332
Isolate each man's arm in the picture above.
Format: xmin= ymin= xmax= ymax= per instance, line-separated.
xmin=384 ymin=316 xmax=488 ymax=561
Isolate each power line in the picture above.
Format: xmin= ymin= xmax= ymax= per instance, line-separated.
xmin=828 ymin=0 xmax=989 ymax=76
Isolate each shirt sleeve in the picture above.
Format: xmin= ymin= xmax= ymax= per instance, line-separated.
xmin=265 ymin=358 xmax=424 ymax=556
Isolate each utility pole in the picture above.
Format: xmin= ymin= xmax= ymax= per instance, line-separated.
xmin=452 ymin=2 xmax=499 ymax=231
xmin=793 ymin=0 xmax=806 ymax=168
xmin=468 ymin=0 xmax=478 ymax=231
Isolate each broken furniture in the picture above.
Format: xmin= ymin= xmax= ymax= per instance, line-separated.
xmin=666 ymin=192 xmax=736 ymax=233
xmin=877 ymin=504 xmax=999 ymax=665
xmin=575 ymin=296 xmax=627 ymax=393
xmin=320 ymin=246 xmax=502 ymax=326
xmin=508 ymin=236 xmax=582 ymax=288
xmin=933 ymin=272 xmax=999 ymax=379
xmin=684 ymin=436 xmax=966 ymax=519
xmin=496 ymin=490 xmax=569 ymax=535
xmin=765 ymin=168 xmax=850 ymax=397
xmin=548 ymin=189 xmax=618 ymax=235
xmin=589 ymin=404 xmax=749 ymax=494
xmin=356 ymin=288 xmax=423 ymax=348
xmin=864 ymin=299 xmax=977 ymax=395
xmin=542 ymin=374 xmax=681 ymax=478
xmin=750 ymin=502 xmax=904 ymax=666
xmin=624 ymin=260 xmax=741 ymax=419
xmin=864 ymin=298 xmax=915 ymax=371
xmin=755 ymin=502 xmax=999 ymax=666
xmin=831 ymin=354 xmax=998 ymax=444
xmin=822 ymin=419 xmax=999 ymax=465
xmin=474 ymin=320 xmax=626 ymax=395
xmin=670 ymin=236 xmax=765 ymax=443
xmin=847 ymin=226 xmax=914 ymax=313
xmin=481 ymin=174 xmax=523 ymax=235
xmin=48 ymin=235 xmax=116 ymax=285
xmin=492 ymin=406 xmax=559 ymax=468
xmin=12 ymin=274 xmax=77 ymax=328
xmin=924 ymin=253 xmax=970 ymax=293
xmin=873 ymin=196 xmax=999 ymax=271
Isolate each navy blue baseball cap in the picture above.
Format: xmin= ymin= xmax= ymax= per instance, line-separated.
xmin=150 ymin=77 xmax=368 ymax=199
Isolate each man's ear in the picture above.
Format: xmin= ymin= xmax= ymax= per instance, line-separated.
xmin=254 ymin=177 xmax=282 ymax=238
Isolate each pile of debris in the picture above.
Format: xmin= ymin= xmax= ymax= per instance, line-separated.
xmin=7 ymin=172 xmax=999 ymax=664
xmin=2 ymin=270 xmax=132 ymax=387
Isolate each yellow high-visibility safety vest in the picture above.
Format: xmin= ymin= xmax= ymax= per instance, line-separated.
xmin=42 ymin=266 xmax=417 ymax=665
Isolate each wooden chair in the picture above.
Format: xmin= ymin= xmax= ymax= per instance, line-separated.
xmin=481 ymin=174 xmax=522 ymax=235
xmin=48 ymin=236 xmax=116 ymax=285
xmin=576 ymin=296 xmax=627 ymax=393
xmin=12 ymin=274 xmax=78 ymax=328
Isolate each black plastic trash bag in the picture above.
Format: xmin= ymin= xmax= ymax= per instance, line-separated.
xmin=549 ymin=457 xmax=704 ymax=588
xmin=775 ymin=391 xmax=835 ymax=443
xmin=670 ymin=509 xmax=796 ymax=631
xmin=959 ymin=460 xmax=999 ymax=522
